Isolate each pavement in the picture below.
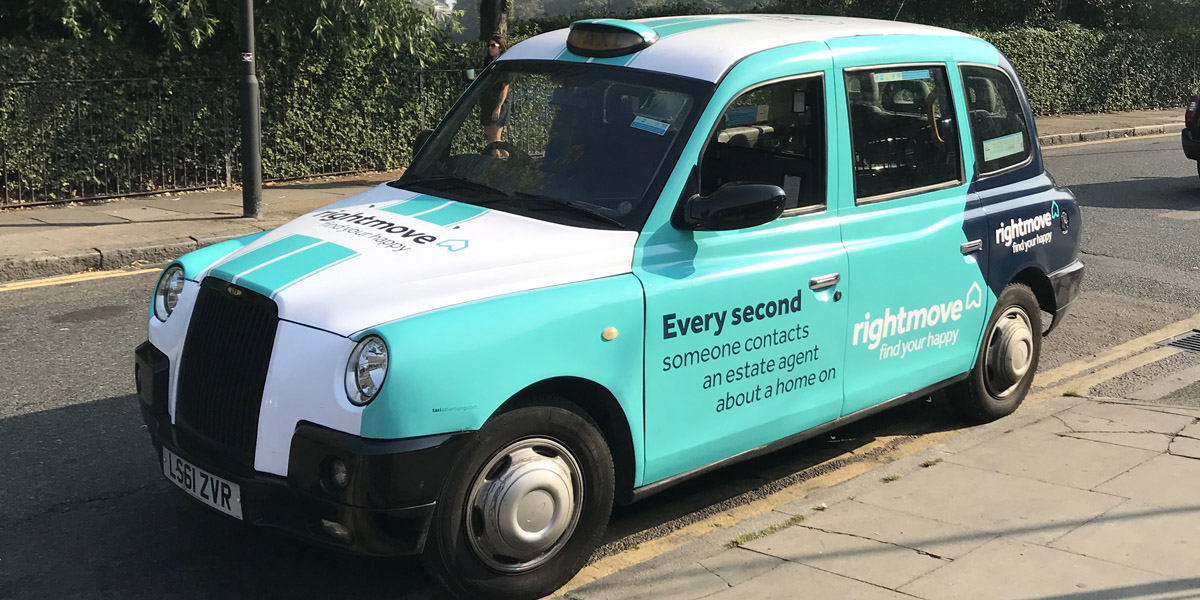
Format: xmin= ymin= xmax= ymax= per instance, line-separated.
xmin=561 ymin=393 xmax=1200 ymax=600
xmin=0 ymin=108 xmax=1186 ymax=284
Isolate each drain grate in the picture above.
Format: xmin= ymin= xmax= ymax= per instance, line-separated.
xmin=1159 ymin=329 xmax=1200 ymax=353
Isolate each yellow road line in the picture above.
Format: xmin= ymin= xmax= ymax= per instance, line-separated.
xmin=559 ymin=311 xmax=1200 ymax=592
xmin=1041 ymin=131 xmax=1176 ymax=151
xmin=0 ymin=268 xmax=160 ymax=292
xmin=1036 ymin=311 xmax=1200 ymax=389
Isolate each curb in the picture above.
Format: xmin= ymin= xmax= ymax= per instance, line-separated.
xmin=0 ymin=234 xmax=247 ymax=284
xmin=1038 ymin=123 xmax=1178 ymax=146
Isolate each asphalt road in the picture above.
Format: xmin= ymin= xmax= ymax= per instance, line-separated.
xmin=1 ymin=135 xmax=1198 ymax=599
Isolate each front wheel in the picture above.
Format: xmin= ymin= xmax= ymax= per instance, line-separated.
xmin=421 ymin=398 xmax=614 ymax=600
xmin=948 ymin=283 xmax=1042 ymax=423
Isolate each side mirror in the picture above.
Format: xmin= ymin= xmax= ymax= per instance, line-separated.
xmin=676 ymin=183 xmax=787 ymax=231
xmin=414 ymin=129 xmax=434 ymax=155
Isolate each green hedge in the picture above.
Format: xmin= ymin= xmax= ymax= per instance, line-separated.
xmin=4 ymin=23 xmax=1198 ymax=204
xmin=0 ymin=39 xmax=477 ymax=204
xmin=982 ymin=25 xmax=1200 ymax=114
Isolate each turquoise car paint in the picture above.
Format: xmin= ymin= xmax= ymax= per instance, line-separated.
xmin=828 ymin=35 xmax=998 ymax=414
xmin=380 ymin=195 xmax=489 ymax=226
xmin=633 ymin=42 xmax=848 ymax=483
xmin=208 ymin=234 xmax=323 ymax=282
xmin=207 ymin=234 xmax=359 ymax=299
xmin=173 ymin=230 xmax=269 ymax=281
xmin=358 ymin=274 xmax=648 ymax=482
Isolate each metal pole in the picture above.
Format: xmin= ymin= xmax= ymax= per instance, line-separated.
xmin=239 ymin=0 xmax=262 ymax=218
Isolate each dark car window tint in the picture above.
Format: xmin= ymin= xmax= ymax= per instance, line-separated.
xmin=845 ymin=66 xmax=961 ymax=201
xmin=699 ymin=75 xmax=825 ymax=213
xmin=961 ymin=65 xmax=1031 ymax=174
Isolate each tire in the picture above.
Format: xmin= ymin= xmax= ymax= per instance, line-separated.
xmin=421 ymin=397 xmax=615 ymax=600
xmin=948 ymin=283 xmax=1042 ymax=423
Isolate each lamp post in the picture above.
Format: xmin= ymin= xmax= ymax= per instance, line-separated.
xmin=239 ymin=0 xmax=263 ymax=218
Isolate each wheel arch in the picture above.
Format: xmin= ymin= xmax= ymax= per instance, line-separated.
xmin=496 ymin=377 xmax=638 ymax=504
xmin=1010 ymin=266 xmax=1056 ymax=333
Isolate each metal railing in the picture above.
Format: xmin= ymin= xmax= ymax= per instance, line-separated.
xmin=0 ymin=69 xmax=471 ymax=207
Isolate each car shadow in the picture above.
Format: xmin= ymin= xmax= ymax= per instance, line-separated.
xmin=1065 ymin=175 xmax=1200 ymax=212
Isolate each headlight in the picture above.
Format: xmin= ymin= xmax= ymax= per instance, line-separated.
xmin=345 ymin=336 xmax=388 ymax=406
xmin=153 ymin=265 xmax=186 ymax=322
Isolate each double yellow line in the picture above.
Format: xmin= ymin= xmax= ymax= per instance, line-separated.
xmin=0 ymin=267 xmax=160 ymax=293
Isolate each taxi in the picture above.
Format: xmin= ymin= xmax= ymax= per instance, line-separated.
xmin=135 ymin=15 xmax=1083 ymax=599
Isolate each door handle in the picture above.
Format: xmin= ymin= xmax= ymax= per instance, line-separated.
xmin=961 ymin=239 xmax=983 ymax=254
xmin=809 ymin=273 xmax=840 ymax=290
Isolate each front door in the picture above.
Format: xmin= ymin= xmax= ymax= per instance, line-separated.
xmin=638 ymin=49 xmax=849 ymax=484
xmin=831 ymin=49 xmax=991 ymax=415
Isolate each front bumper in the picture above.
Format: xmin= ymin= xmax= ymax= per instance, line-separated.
xmin=134 ymin=341 xmax=472 ymax=557
xmin=1182 ymin=128 xmax=1200 ymax=161
xmin=1046 ymin=259 xmax=1085 ymax=336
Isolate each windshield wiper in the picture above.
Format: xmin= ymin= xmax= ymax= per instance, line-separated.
xmin=513 ymin=191 xmax=627 ymax=229
xmin=399 ymin=176 xmax=510 ymax=199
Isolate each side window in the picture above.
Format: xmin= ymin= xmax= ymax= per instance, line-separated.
xmin=845 ymin=65 xmax=961 ymax=201
xmin=960 ymin=65 xmax=1031 ymax=174
xmin=699 ymin=75 xmax=825 ymax=213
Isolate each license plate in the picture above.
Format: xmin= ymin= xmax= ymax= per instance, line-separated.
xmin=162 ymin=447 xmax=243 ymax=520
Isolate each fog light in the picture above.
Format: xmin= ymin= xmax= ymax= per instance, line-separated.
xmin=321 ymin=519 xmax=354 ymax=544
xmin=326 ymin=457 xmax=350 ymax=490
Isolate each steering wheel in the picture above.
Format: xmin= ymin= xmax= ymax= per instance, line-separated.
xmin=481 ymin=141 xmax=532 ymax=167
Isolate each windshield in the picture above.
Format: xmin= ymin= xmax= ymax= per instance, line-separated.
xmin=397 ymin=61 xmax=713 ymax=230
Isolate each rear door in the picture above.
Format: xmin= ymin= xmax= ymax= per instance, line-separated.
xmin=830 ymin=46 xmax=991 ymax=416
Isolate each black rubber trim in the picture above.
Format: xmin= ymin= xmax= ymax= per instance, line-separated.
xmin=629 ymin=372 xmax=969 ymax=502
xmin=1046 ymin=259 xmax=1085 ymax=336
xmin=134 ymin=341 xmax=169 ymax=414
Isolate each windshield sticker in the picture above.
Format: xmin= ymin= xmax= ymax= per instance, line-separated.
xmin=631 ymin=115 xmax=670 ymax=136
xmin=874 ymin=69 xmax=931 ymax=83
xmin=724 ymin=105 xmax=769 ymax=126
xmin=982 ymin=132 xmax=1026 ymax=162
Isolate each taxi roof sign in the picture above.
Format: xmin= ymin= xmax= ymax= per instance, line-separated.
xmin=567 ymin=19 xmax=659 ymax=58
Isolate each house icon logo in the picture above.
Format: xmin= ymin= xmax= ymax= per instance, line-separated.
xmin=965 ymin=282 xmax=984 ymax=310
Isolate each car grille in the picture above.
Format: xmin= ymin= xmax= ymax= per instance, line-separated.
xmin=176 ymin=277 xmax=279 ymax=466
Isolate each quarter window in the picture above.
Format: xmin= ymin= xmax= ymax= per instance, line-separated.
xmin=845 ymin=65 xmax=961 ymax=201
xmin=699 ymin=75 xmax=825 ymax=213
xmin=960 ymin=65 xmax=1031 ymax=174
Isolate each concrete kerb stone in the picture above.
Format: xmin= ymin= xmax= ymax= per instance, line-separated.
xmin=1038 ymin=123 xmax=1175 ymax=146
xmin=0 ymin=250 xmax=102 ymax=283
xmin=566 ymin=395 xmax=1093 ymax=599
xmin=97 ymin=240 xmax=198 ymax=270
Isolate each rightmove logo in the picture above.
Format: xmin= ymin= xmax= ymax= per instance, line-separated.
xmin=995 ymin=202 xmax=1057 ymax=254
xmin=852 ymin=283 xmax=984 ymax=351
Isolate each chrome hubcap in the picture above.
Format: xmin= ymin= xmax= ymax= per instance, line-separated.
xmin=984 ymin=307 xmax=1034 ymax=398
xmin=466 ymin=438 xmax=583 ymax=573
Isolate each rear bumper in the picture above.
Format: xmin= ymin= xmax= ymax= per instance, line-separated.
xmin=1046 ymin=259 xmax=1084 ymax=336
xmin=134 ymin=341 xmax=472 ymax=557
xmin=1182 ymin=128 xmax=1200 ymax=161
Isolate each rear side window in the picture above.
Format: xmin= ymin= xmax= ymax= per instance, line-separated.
xmin=699 ymin=74 xmax=825 ymax=213
xmin=960 ymin=65 xmax=1031 ymax=174
xmin=845 ymin=65 xmax=961 ymax=201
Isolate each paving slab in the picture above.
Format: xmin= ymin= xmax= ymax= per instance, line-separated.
xmin=853 ymin=462 xmax=1125 ymax=544
xmin=1062 ymin=431 xmax=1173 ymax=453
xmin=898 ymin=538 xmax=1163 ymax=600
xmin=1055 ymin=401 xmax=1194 ymax=435
xmin=27 ymin=209 xmax=127 ymax=226
xmin=1096 ymin=454 xmax=1200 ymax=508
xmin=742 ymin=525 xmax=948 ymax=589
xmin=570 ymin=561 xmax=729 ymax=600
xmin=1168 ymin=435 xmax=1200 ymax=459
xmin=945 ymin=428 xmax=1157 ymax=490
xmin=1178 ymin=422 xmax=1200 ymax=440
xmin=696 ymin=548 xmax=785 ymax=587
xmin=105 ymin=205 xmax=192 ymax=222
xmin=798 ymin=499 xmax=995 ymax=560
xmin=704 ymin=561 xmax=913 ymax=600
xmin=1051 ymin=501 xmax=1200 ymax=578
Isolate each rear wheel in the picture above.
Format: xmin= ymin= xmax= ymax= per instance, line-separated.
xmin=421 ymin=398 xmax=614 ymax=600
xmin=949 ymin=283 xmax=1042 ymax=423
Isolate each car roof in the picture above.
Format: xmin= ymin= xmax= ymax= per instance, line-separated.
xmin=499 ymin=14 xmax=977 ymax=83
